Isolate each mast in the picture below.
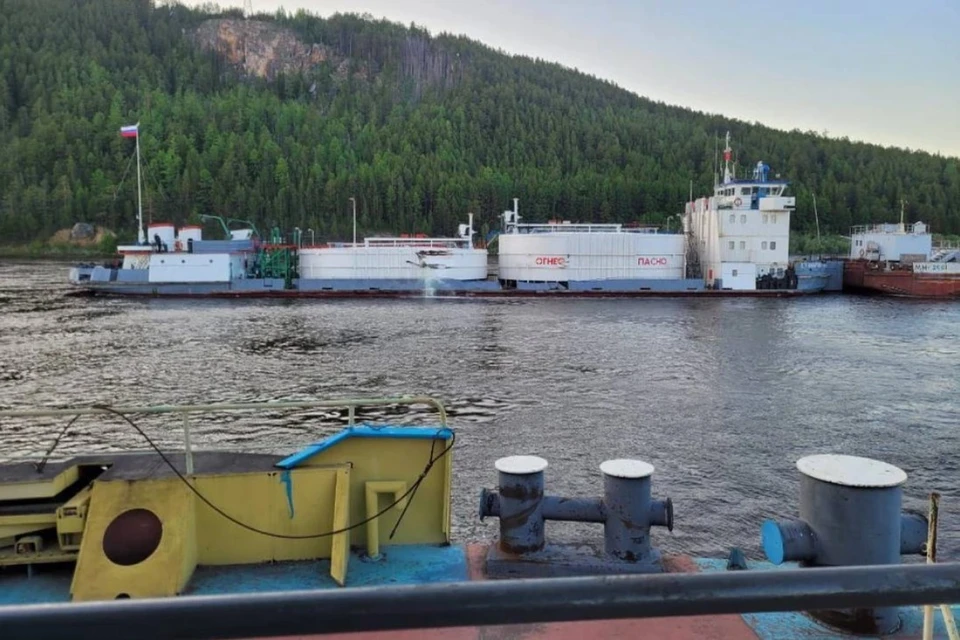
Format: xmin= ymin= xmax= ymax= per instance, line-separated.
xmin=722 ymin=131 xmax=733 ymax=184
xmin=812 ymin=192 xmax=821 ymax=256
xmin=135 ymin=122 xmax=145 ymax=245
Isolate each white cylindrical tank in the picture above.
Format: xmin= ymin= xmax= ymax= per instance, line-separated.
xmin=147 ymin=222 xmax=176 ymax=251
xmin=300 ymin=246 xmax=487 ymax=281
xmin=498 ymin=231 xmax=685 ymax=282
xmin=177 ymin=225 xmax=203 ymax=248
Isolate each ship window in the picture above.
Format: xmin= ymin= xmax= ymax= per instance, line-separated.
xmin=762 ymin=241 xmax=768 ymax=250
xmin=770 ymin=241 xmax=777 ymax=250
xmin=741 ymin=187 xmax=751 ymax=195
xmin=740 ymin=241 xmax=746 ymax=250
xmin=770 ymin=215 xmax=776 ymax=224
xmin=732 ymin=269 xmax=739 ymax=277
xmin=728 ymin=241 xmax=735 ymax=250
xmin=740 ymin=215 xmax=747 ymax=224
xmin=763 ymin=214 xmax=769 ymax=224
xmin=729 ymin=214 xmax=735 ymax=223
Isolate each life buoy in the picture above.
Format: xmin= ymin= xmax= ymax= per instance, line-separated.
xmin=734 ymin=197 xmax=742 ymax=206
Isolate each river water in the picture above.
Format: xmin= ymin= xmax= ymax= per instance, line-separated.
xmin=1 ymin=260 xmax=958 ymax=560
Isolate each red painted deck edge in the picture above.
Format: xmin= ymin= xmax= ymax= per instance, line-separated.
xmin=249 ymin=546 xmax=759 ymax=640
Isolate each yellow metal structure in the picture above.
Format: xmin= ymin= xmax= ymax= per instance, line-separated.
xmin=56 ymin=485 xmax=93 ymax=551
xmin=0 ymin=396 xmax=452 ymax=601
xmin=365 ymin=481 xmax=409 ymax=558
xmin=192 ymin=466 xmax=348 ymax=565
xmin=0 ymin=465 xmax=78 ymax=501
xmin=298 ymin=436 xmax=451 ymax=549
xmin=71 ymin=477 xmax=197 ymax=601
xmin=330 ymin=467 xmax=351 ymax=586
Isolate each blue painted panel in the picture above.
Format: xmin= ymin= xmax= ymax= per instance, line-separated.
xmin=0 ymin=565 xmax=73 ymax=605
xmin=761 ymin=520 xmax=785 ymax=564
xmin=276 ymin=425 xmax=453 ymax=469
xmin=186 ymin=544 xmax=468 ymax=594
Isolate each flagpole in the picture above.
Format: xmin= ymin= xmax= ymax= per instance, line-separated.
xmin=135 ymin=122 xmax=145 ymax=245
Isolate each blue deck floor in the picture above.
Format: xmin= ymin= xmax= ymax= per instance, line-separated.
xmin=695 ymin=557 xmax=960 ymax=639
xmin=2 ymin=549 xmax=958 ymax=638
xmin=0 ymin=544 xmax=468 ymax=605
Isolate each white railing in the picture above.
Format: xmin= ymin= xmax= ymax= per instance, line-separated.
xmin=0 ymin=396 xmax=449 ymax=472
xmin=512 ymin=223 xmax=659 ymax=234
xmin=851 ymin=223 xmax=928 ymax=235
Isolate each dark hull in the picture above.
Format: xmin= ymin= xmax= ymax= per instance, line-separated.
xmin=70 ymin=285 xmax=816 ymax=299
xmin=843 ymin=261 xmax=960 ymax=299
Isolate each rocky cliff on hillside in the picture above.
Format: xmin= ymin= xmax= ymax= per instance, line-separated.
xmin=192 ymin=18 xmax=463 ymax=98
xmin=192 ymin=19 xmax=347 ymax=81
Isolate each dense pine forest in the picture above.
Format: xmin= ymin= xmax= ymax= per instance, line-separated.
xmin=1 ymin=0 xmax=957 ymax=249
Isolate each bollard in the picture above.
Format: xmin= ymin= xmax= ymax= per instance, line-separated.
xmin=487 ymin=455 xmax=548 ymax=554
xmin=761 ymin=454 xmax=928 ymax=635
xmin=479 ymin=456 xmax=673 ymax=578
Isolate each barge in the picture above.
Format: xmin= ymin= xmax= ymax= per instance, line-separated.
xmin=67 ymin=127 xmax=840 ymax=299
xmin=844 ymin=212 xmax=960 ymax=298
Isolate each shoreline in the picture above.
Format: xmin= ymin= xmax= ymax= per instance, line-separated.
xmin=0 ymin=247 xmax=113 ymax=261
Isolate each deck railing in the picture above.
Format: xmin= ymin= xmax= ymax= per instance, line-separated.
xmin=0 ymin=563 xmax=958 ymax=640
xmin=0 ymin=396 xmax=449 ymax=472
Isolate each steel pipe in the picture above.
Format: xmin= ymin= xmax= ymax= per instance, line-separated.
xmin=1 ymin=563 xmax=958 ymax=640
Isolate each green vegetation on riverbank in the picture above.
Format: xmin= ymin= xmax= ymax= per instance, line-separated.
xmin=1 ymin=0 xmax=957 ymax=246
xmin=0 ymin=233 xmax=118 ymax=260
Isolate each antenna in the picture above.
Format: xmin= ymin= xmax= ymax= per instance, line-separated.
xmin=812 ymin=192 xmax=821 ymax=258
xmin=135 ymin=122 xmax=144 ymax=244
xmin=722 ymin=131 xmax=733 ymax=184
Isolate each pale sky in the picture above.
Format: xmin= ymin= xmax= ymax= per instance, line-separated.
xmin=181 ymin=0 xmax=960 ymax=158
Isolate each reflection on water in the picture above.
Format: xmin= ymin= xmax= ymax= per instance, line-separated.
xmin=1 ymin=260 xmax=959 ymax=559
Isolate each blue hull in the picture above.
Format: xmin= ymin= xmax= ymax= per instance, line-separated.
xmin=70 ymin=268 xmax=828 ymax=298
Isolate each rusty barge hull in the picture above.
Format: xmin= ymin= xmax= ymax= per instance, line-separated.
xmin=843 ymin=261 xmax=960 ymax=299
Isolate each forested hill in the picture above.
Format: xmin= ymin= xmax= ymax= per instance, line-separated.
xmin=1 ymin=0 xmax=957 ymax=245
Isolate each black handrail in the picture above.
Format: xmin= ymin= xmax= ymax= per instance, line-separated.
xmin=2 ymin=563 xmax=959 ymax=640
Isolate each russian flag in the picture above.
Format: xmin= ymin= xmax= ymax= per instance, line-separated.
xmin=120 ymin=124 xmax=138 ymax=138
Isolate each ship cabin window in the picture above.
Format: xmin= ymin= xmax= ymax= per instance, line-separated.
xmin=770 ymin=241 xmax=777 ymax=250
xmin=740 ymin=214 xmax=747 ymax=224
xmin=740 ymin=241 xmax=746 ymax=250
xmin=729 ymin=214 xmax=735 ymax=223
xmin=762 ymin=214 xmax=769 ymax=224
xmin=770 ymin=214 xmax=776 ymax=224
xmin=762 ymin=241 xmax=768 ymax=250
xmin=741 ymin=187 xmax=751 ymax=195
xmin=732 ymin=269 xmax=739 ymax=277
xmin=728 ymin=241 xmax=735 ymax=250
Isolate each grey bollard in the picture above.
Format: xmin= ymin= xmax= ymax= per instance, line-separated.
xmin=601 ymin=459 xmax=673 ymax=562
xmin=761 ymin=454 xmax=928 ymax=635
xmin=482 ymin=455 xmax=548 ymax=554
xmin=479 ymin=456 xmax=672 ymax=574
